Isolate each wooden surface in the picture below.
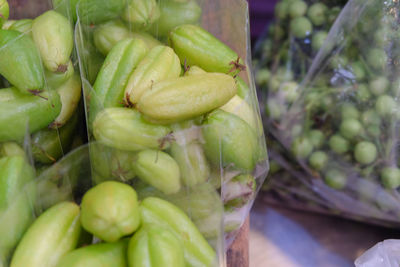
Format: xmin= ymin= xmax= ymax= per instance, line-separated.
xmin=228 ymin=217 xmax=250 ymax=267
xmin=8 ymin=0 xmax=50 ymax=19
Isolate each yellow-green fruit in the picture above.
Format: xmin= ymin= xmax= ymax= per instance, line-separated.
xmin=93 ymin=20 xmax=132 ymax=56
xmin=93 ymin=108 xmax=172 ymax=151
xmin=137 ymin=73 xmax=237 ymax=123
xmin=169 ymin=24 xmax=242 ymax=75
xmin=8 ymin=19 xmax=32 ymax=36
xmin=45 ymin=60 xmax=75 ymax=90
xmin=123 ymin=0 xmax=160 ymax=29
xmin=128 ymin=225 xmax=185 ymax=267
xmin=202 ymin=110 xmax=258 ymax=171
xmin=184 ymin=65 xmax=206 ymax=76
xmin=140 ymin=197 xmax=216 ymax=267
xmin=10 ymin=202 xmax=82 ymax=267
xmin=0 ymin=30 xmax=44 ymax=94
xmin=51 ymin=74 xmax=82 ymax=128
xmin=124 ymin=45 xmax=181 ymax=105
xmin=131 ymin=32 xmax=161 ymax=49
xmin=56 ymin=239 xmax=128 ymax=267
xmin=32 ymin=11 xmax=73 ymax=73
xmin=220 ymin=95 xmax=262 ymax=132
xmin=149 ymin=0 xmax=201 ymax=37
xmin=1 ymin=19 xmax=14 ymax=30
xmin=0 ymin=142 xmax=25 ymax=158
xmin=0 ymin=0 xmax=9 ymax=28
xmin=133 ymin=149 xmax=181 ymax=194
xmin=0 ymin=156 xmax=35 ymax=263
xmin=80 ymin=181 xmax=140 ymax=242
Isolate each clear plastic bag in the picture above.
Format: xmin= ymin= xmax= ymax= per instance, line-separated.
xmin=355 ymin=240 xmax=400 ymax=267
xmin=1 ymin=0 xmax=84 ymax=170
xmin=258 ymin=0 xmax=400 ymax=226
xmin=75 ymin=0 xmax=269 ymax=245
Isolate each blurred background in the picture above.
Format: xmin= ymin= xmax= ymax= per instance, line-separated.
xmin=247 ymin=1 xmax=400 ymax=266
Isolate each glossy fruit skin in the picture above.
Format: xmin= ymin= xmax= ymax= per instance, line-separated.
xmin=56 ymin=239 xmax=128 ymax=267
xmin=0 ymin=89 xmax=61 ymax=142
xmin=291 ymin=136 xmax=313 ymax=159
xmin=328 ymin=135 xmax=349 ymax=154
xmin=137 ymin=73 xmax=237 ymax=123
xmin=32 ymin=11 xmax=73 ymax=73
xmin=169 ymin=24 xmax=242 ymax=75
xmin=339 ymin=118 xmax=363 ymax=139
xmin=133 ymin=150 xmax=181 ymax=194
xmin=0 ymin=156 xmax=35 ymax=263
xmin=77 ymin=0 xmax=127 ymax=25
xmin=93 ymin=108 xmax=172 ymax=152
xmin=0 ymin=142 xmax=25 ymax=158
xmin=128 ymin=225 xmax=185 ymax=267
xmin=32 ymin=112 xmax=78 ymax=164
xmin=140 ymin=197 xmax=216 ymax=267
xmin=202 ymin=110 xmax=258 ymax=172
xmin=0 ymin=30 xmax=44 ymax=94
xmin=51 ymin=73 xmax=82 ymax=128
xmin=124 ymin=45 xmax=181 ymax=105
xmin=149 ymin=0 xmax=201 ymax=37
xmin=309 ymin=151 xmax=328 ymax=171
xmin=90 ymin=38 xmax=148 ymax=125
xmin=122 ymin=0 xmax=160 ymax=29
xmin=80 ymin=181 xmax=140 ymax=242
xmin=290 ymin=16 xmax=312 ymax=38
xmin=10 ymin=202 xmax=82 ymax=267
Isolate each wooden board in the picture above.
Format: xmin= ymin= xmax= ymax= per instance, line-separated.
xmin=228 ymin=217 xmax=250 ymax=267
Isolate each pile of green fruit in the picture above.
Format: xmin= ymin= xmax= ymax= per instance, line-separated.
xmin=73 ymin=0 xmax=267 ymax=238
xmin=0 ymin=0 xmax=82 ymax=168
xmin=7 ymin=181 xmax=217 ymax=267
xmin=257 ymin=0 xmax=400 ymax=224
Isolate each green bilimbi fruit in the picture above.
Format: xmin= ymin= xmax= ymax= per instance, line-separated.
xmin=220 ymin=95 xmax=262 ymax=132
xmin=149 ymin=0 xmax=201 ymax=37
xmin=32 ymin=112 xmax=78 ymax=164
xmin=8 ymin=19 xmax=32 ymax=36
xmin=123 ymin=0 xmax=160 ymax=29
xmin=0 ymin=142 xmax=25 ymax=158
xmin=133 ymin=149 xmax=181 ymax=195
xmin=93 ymin=108 xmax=172 ymax=152
xmin=80 ymin=181 xmax=140 ymax=242
xmin=169 ymin=24 xmax=243 ymax=75
xmin=124 ymin=45 xmax=181 ymax=105
xmin=56 ymin=239 xmax=128 ymax=267
xmin=0 ymin=156 xmax=35 ymax=263
xmin=90 ymin=38 xmax=148 ymax=124
xmin=0 ymin=0 xmax=9 ymax=28
xmin=45 ymin=60 xmax=74 ymax=90
xmin=184 ymin=65 xmax=206 ymax=76
xmin=94 ymin=20 xmax=132 ymax=56
xmin=0 ymin=89 xmax=61 ymax=142
xmin=170 ymin=123 xmax=210 ymax=187
xmin=77 ymin=0 xmax=126 ymax=25
xmin=0 ymin=30 xmax=44 ymax=94
xmin=32 ymin=11 xmax=73 ymax=73
xmin=128 ymin=225 xmax=185 ymax=267
xmin=0 ymin=87 xmax=18 ymax=101
xmin=131 ymin=32 xmax=161 ymax=49
xmin=10 ymin=202 xmax=82 ymax=267
xmin=93 ymin=20 xmax=161 ymax=56
xmin=223 ymin=174 xmax=256 ymax=208
xmin=51 ymin=73 xmax=82 ymax=128
xmin=140 ymin=197 xmax=216 ymax=267
xmin=1 ymin=19 xmax=14 ymax=30
xmin=236 ymin=76 xmax=250 ymax=100
xmin=137 ymin=73 xmax=237 ymax=123
xmin=91 ymin=144 xmax=137 ymax=184
xmin=202 ymin=110 xmax=258 ymax=171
